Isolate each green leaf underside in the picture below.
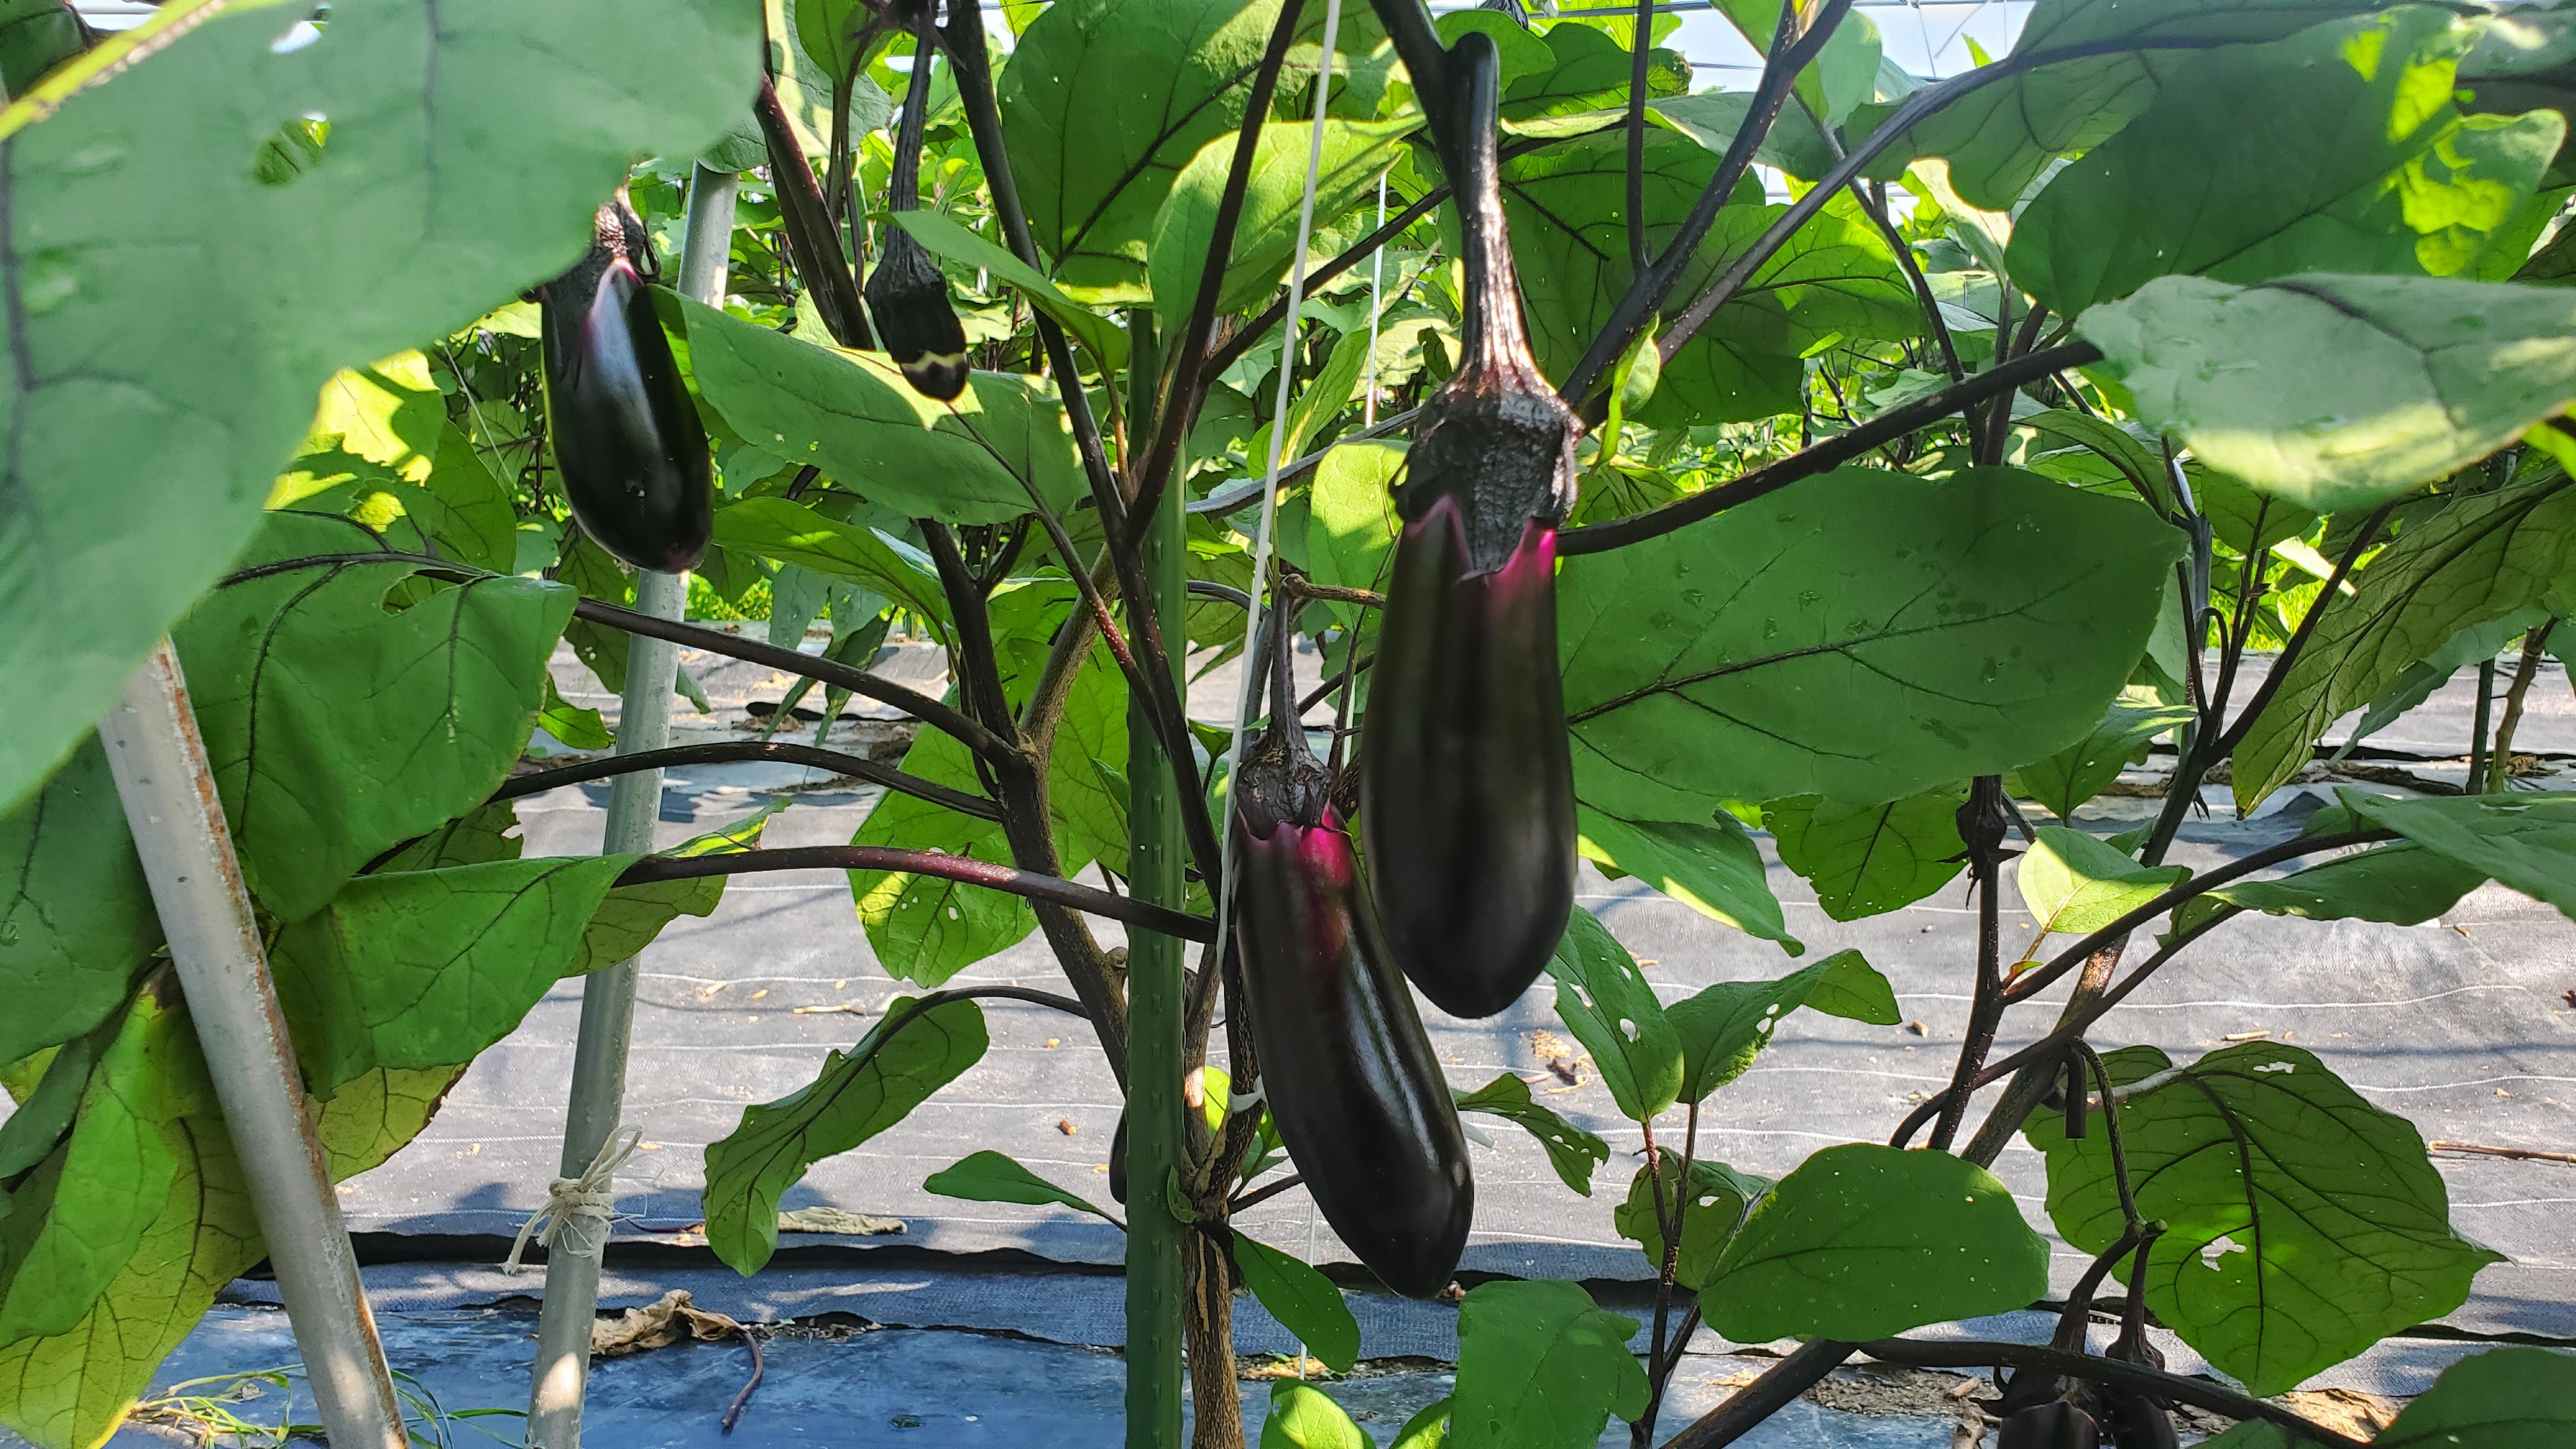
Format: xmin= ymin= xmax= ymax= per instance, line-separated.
xmin=2013 ymin=703 xmax=2196 ymax=823
xmin=2230 ymin=475 xmax=2576 ymax=810
xmin=1453 ymin=1073 xmax=1613 ymax=1197
xmin=2016 ymin=826 xmax=2188 ymax=937
xmin=926 ymin=1149 xmax=1119 ymax=1223
xmin=1560 ymin=466 xmax=2184 ymax=816
xmin=2214 ymin=841 xmax=2487 ymax=925
xmin=1667 ymin=949 xmax=1901 ymax=1103
xmin=0 ymin=739 xmax=159 ymax=1066
xmin=0 ymin=0 xmax=757 ymax=818
xmin=2027 ymin=1042 xmax=2499 ymax=1395
xmin=2078 ymin=273 xmax=2576 ymax=515
xmin=2342 ymin=790 xmax=2576 ymax=919
xmin=1700 ymin=1142 xmax=2050 ymax=1344
xmin=1449 ymin=1281 xmax=1647 ymax=1449
xmin=1576 ymin=806 xmax=1801 ymax=953
xmin=1765 ymin=787 xmax=1968 ymax=922
xmin=1232 ymin=1234 xmax=1361 ymax=1374
xmin=702 ymin=997 xmax=989 ymax=1275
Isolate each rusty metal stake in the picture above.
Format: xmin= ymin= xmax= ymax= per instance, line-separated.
xmin=96 ymin=640 xmax=409 ymax=1449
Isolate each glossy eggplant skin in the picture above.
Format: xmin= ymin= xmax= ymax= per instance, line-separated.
xmin=1360 ymin=497 xmax=1575 ymax=1018
xmin=2102 ymin=1395 xmax=2177 ymax=1449
xmin=1997 ymin=1404 xmax=2101 ymax=1449
xmin=1234 ymin=804 xmax=1473 ymax=1299
xmin=540 ymin=252 xmax=712 ymax=573
xmin=865 ymin=227 xmax=970 ymax=402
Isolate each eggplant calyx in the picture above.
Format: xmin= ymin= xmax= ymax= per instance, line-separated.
xmin=540 ymin=198 xmax=654 ymax=315
xmin=1399 ymin=28 xmax=1577 ymax=576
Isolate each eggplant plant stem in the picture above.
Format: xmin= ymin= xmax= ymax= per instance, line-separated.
xmin=2470 ymin=657 xmax=2497 ymax=794
xmin=2488 ymin=620 xmax=2553 ymax=792
xmin=529 ymin=567 xmax=689 ymax=1449
xmin=98 ymin=641 xmax=410 ymax=1449
xmin=1127 ymin=461 xmax=1191 ymax=1449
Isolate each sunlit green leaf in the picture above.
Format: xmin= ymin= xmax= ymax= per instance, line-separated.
xmin=1765 ymin=787 xmax=1968 ymax=923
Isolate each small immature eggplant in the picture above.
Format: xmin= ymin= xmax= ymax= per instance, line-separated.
xmin=1359 ymin=30 xmax=1577 ymax=1019
xmin=1233 ymin=631 xmax=1473 ymax=1298
xmin=538 ymin=201 xmax=712 ymax=574
xmin=1997 ymin=1404 xmax=2101 ymax=1449
xmin=864 ymin=15 xmax=970 ymax=401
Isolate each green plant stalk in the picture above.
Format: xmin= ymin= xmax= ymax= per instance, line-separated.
xmin=1125 ymin=458 xmax=1190 ymax=1449
xmin=2487 ymin=621 xmax=2552 ymax=792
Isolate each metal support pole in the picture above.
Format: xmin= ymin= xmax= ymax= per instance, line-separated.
xmin=526 ymin=163 xmax=735 ymax=1449
xmin=1124 ymin=395 xmax=1190 ymax=1449
xmin=97 ymin=641 xmax=408 ymax=1449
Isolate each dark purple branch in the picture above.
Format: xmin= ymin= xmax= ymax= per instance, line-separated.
xmin=491 ymin=742 xmax=999 ymax=821
xmin=616 ymin=846 xmax=1215 ymax=942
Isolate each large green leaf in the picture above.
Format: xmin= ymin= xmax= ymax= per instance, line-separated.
xmin=0 ymin=0 xmax=756 ymax=818
xmin=2012 ymin=9 xmax=2563 ymax=317
xmin=282 ymin=355 xmax=518 ymax=572
xmin=1544 ymin=907 xmax=1682 ymax=1123
xmin=270 ymin=855 xmax=632 ymax=1096
xmin=1231 ymin=1233 xmax=1361 ymax=1374
xmin=171 ymin=515 xmax=575 ymax=922
xmin=1453 ymin=1073 xmax=1611 ymax=1197
xmin=2027 ymin=1042 xmax=2499 ymax=1395
xmin=999 ymin=0 xmax=1378 ymax=298
xmin=893 ymin=210 xmax=1126 ymax=367
xmin=1765 ymin=787 xmax=1968 ymax=923
xmin=1149 ymin=118 xmax=1413 ymax=326
xmin=0 ymin=739 xmax=158 ymax=1065
xmin=1611 ymin=1158 xmax=1768 ymax=1291
xmin=1859 ymin=0 xmax=2386 ymax=211
xmin=2342 ymin=791 xmax=2576 ymax=918
xmin=1666 ymin=950 xmax=1899 ymax=1103
xmin=1576 ymin=806 xmax=1800 ymax=954
xmin=2231 ymin=477 xmax=2576 ymax=810
xmin=1448 ymin=1280 xmax=1646 ymax=1449
xmin=680 ymin=298 xmax=1085 ymax=526
xmin=2374 ymin=1347 xmax=2576 ymax=1449
xmin=1505 ymin=134 xmax=1910 ymax=425
xmin=1560 ymin=467 xmax=2184 ymax=817
xmin=1706 ymin=0 xmax=1883 ymax=128
xmin=2212 ymin=841 xmax=2487 ymax=925
xmin=1699 ymin=1142 xmax=2050 ymax=1344
xmin=2012 ymin=702 xmax=2196 ymax=823
xmin=702 ymin=995 xmax=988 ymax=1275
xmin=1648 ymin=90 xmax=1836 ymax=183
xmin=2078 ymin=273 xmax=2576 ymax=515
xmin=565 ymin=806 xmax=776 ymax=977
xmin=0 ymin=983 xmax=456 ymax=1449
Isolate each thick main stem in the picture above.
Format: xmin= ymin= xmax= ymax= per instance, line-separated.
xmin=1128 ymin=464 xmax=1192 ymax=1449
xmin=2487 ymin=620 xmax=2554 ymax=792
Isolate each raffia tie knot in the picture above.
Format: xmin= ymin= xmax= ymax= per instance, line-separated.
xmin=505 ymin=1124 xmax=641 ymax=1274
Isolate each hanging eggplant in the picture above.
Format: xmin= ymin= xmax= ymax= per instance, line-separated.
xmin=864 ymin=15 xmax=971 ymax=401
xmin=1997 ymin=1404 xmax=2102 ymax=1449
xmin=1358 ymin=29 xmax=1577 ymax=1020
xmin=1233 ymin=624 xmax=1473 ymax=1299
xmin=537 ymin=199 xmax=712 ymax=574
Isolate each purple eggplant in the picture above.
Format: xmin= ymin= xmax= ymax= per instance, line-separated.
xmin=1359 ymin=30 xmax=1577 ymax=1019
xmin=1998 ymin=1404 xmax=2101 ymax=1449
xmin=1233 ymin=637 xmax=1472 ymax=1299
xmin=538 ymin=203 xmax=713 ymax=575
xmin=864 ymin=14 xmax=970 ymax=401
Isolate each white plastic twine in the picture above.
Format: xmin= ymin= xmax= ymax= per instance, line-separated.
xmin=506 ymin=1124 xmax=642 ymax=1273
xmin=1363 ymin=168 xmax=1388 ymax=427
xmin=1210 ymin=0 xmax=1347 ymax=968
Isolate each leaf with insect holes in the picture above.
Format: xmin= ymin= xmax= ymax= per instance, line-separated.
xmin=0 ymin=0 xmax=756 ymax=820
xmin=1454 ymin=1073 xmax=1612 ymax=1197
xmin=1612 ymin=1158 xmax=1770 ymax=1291
xmin=2027 ymin=1043 xmax=2500 ymax=1395
xmin=1666 ymin=951 xmax=1900 ymax=1103
xmin=1544 ymin=907 xmax=1682 ymax=1123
